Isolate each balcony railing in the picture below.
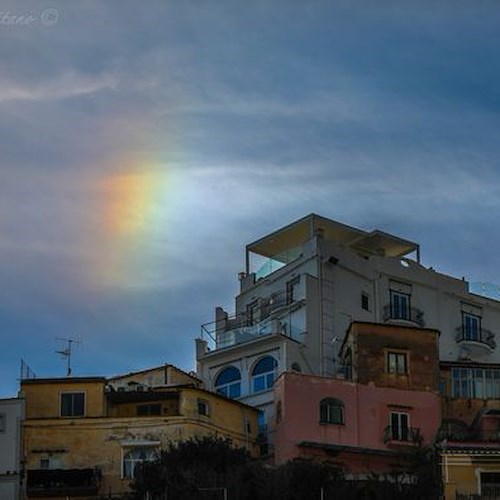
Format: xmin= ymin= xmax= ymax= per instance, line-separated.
xmin=27 ymin=468 xmax=101 ymax=497
xmin=383 ymin=305 xmax=425 ymax=327
xmin=457 ymin=485 xmax=500 ymax=500
xmin=216 ymin=317 xmax=281 ymax=349
xmin=200 ymin=290 xmax=305 ymax=351
xmin=455 ymin=327 xmax=496 ymax=350
xmin=383 ymin=426 xmax=422 ymax=445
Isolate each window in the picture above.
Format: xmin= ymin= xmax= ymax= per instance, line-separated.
xmin=390 ymin=290 xmax=410 ymax=320
xmin=197 ymin=399 xmax=209 ymax=416
xmin=451 ymin=367 xmax=500 ymax=399
xmin=247 ymin=301 xmax=259 ymax=326
xmin=252 ymin=356 xmax=277 ymax=392
xmin=481 ymin=472 xmax=500 ymax=497
xmin=39 ymin=456 xmax=61 ymax=469
xmin=390 ymin=412 xmax=409 ymax=441
xmin=0 ymin=413 xmax=5 ymax=433
xmin=462 ymin=312 xmax=481 ymax=341
xmin=361 ymin=293 xmax=370 ymax=311
xmin=123 ymin=447 xmax=156 ymax=479
xmin=387 ymin=352 xmax=408 ymax=374
xmin=215 ymin=366 xmax=241 ymax=398
xmin=258 ymin=411 xmax=267 ymax=433
xmin=342 ymin=348 xmax=353 ymax=380
xmin=257 ymin=412 xmax=269 ymax=455
xmin=136 ymin=404 xmax=161 ymax=416
xmin=286 ymin=276 xmax=300 ymax=304
xmin=320 ymin=398 xmax=344 ymax=424
xmin=60 ymin=392 xmax=85 ymax=417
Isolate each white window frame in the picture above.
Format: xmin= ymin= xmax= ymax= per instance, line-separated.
xmin=319 ymin=398 xmax=345 ymax=425
xmin=121 ymin=441 xmax=160 ymax=479
xmin=462 ymin=311 xmax=481 ymax=341
xmin=390 ymin=411 xmax=410 ymax=441
xmin=390 ymin=290 xmax=411 ymax=320
xmin=251 ymin=356 xmax=277 ymax=393
xmin=214 ymin=366 xmax=242 ymax=399
xmin=387 ymin=351 xmax=408 ymax=374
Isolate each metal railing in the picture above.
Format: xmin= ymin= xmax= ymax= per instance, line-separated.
xmin=383 ymin=305 xmax=425 ymax=327
xmin=455 ymin=327 xmax=496 ymax=349
xmin=457 ymin=484 xmax=500 ymax=499
xmin=216 ymin=317 xmax=281 ymax=349
xmin=383 ymin=425 xmax=422 ymax=445
xmin=200 ymin=290 xmax=304 ymax=350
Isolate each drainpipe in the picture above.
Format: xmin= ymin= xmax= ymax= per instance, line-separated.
xmin=318 ymin=246 xmax=324 ymax=376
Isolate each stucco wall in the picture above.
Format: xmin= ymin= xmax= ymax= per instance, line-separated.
xmin=274 ymin=373 xmax=441 ymax=468
xmin=22 ymin=379 xmax=106 ymax=419
xmin=23 ymin=385 xmax=259 ymax=498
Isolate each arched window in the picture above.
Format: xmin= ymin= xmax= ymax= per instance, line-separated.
xmin=252 ymin=356 xmax=277 ymax=392
xmin=215 ymin=366 xmax=241 ymax=398
xmin=123 ymin=447 xmax=156 ymax=479
xmin=319 ymin=398 xmax=344 ymax=425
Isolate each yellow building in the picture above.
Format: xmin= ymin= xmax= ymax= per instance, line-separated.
xmin=21 ymin=365 xmax=259 ymax=499
xmin=441 ymin=444 xmax=500 ymax=499
xmin=439 ymin=409 xmax=500 ymax=499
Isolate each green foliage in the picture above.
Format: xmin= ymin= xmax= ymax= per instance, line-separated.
xmin=128 ymin=437 xmax=440 ymax=500
xmin=131 ymin=436 xmax=250 ymax=500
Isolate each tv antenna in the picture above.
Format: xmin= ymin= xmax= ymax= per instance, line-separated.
xmin=56 ymin=337 xmax=81 ymax=376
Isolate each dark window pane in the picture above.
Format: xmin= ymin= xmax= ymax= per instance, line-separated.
xmin=216 ymin=367 xmax=241 ymax=386
xmin=252 ymin=356 xmax=277 ymax=375
xmin=61 ymin=392 xmax=85 ymax=417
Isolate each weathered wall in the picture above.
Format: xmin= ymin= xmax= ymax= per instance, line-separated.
xmin=352 ymin=323 xmax=440 ymax=392
xmin=274 ymin=372 xmax=440 ymax=468
xmin=22 ymin=379 xmax=106 ymax=419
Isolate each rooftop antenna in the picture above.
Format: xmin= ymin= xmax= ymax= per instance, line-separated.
xmin=56 ymin=337 xmax=81 ymax=376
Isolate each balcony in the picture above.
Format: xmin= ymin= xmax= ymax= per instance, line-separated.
xmin=455 ymin=326 xmax=496 ymax=351
xmin=27 ymin=468 xmax=100 ymax=497
xmin=200 ymin=293 xmax=305 ymax=351
xmin=383 ymin=305 xmax=425 ymax=327
xmin=201 ymin=314 xmax=282 ymax=350
xmin=383 ymin=426 xmax=422 ymax=446
xmin=216 ymin=317 xmax=281 ymax=349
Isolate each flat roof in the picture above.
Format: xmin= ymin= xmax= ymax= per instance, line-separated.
xmin=247 ymin=213 xmax=419 ymax=261
xmin=21 ymin=377 xmax=106 ymax=385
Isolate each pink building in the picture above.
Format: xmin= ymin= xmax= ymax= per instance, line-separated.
xmin=274 ymin=323 xmax=442 ymax=473
xmin=274 ymin=372 xmax=440 ymax=472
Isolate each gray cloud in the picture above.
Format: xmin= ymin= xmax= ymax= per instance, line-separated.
xmin=2 ymin=0 xmax=500 ymax=396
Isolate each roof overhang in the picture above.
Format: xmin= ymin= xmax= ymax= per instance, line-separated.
xmin=247 ymin=213 xmax=418 ymax=260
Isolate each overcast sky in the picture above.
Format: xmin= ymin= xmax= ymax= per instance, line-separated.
xmin=2 ymin=0 xmax=500 ymax=397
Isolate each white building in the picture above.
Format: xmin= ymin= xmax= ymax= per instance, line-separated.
xmin=0 ymin=397 xmax=24 ymax=500
xmin=196 ymin=214 xmax=500 ymax=442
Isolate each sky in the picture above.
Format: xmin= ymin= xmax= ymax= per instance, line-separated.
xmin=2 ymin=0 xmax=500 ymax=397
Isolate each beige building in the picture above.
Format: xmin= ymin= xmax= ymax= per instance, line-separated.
xmin=21 ymin=365 xmax=259 ymax=499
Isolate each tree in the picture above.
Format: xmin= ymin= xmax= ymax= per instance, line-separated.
xmin=130 ymin=436 xmax=255 ymax=500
